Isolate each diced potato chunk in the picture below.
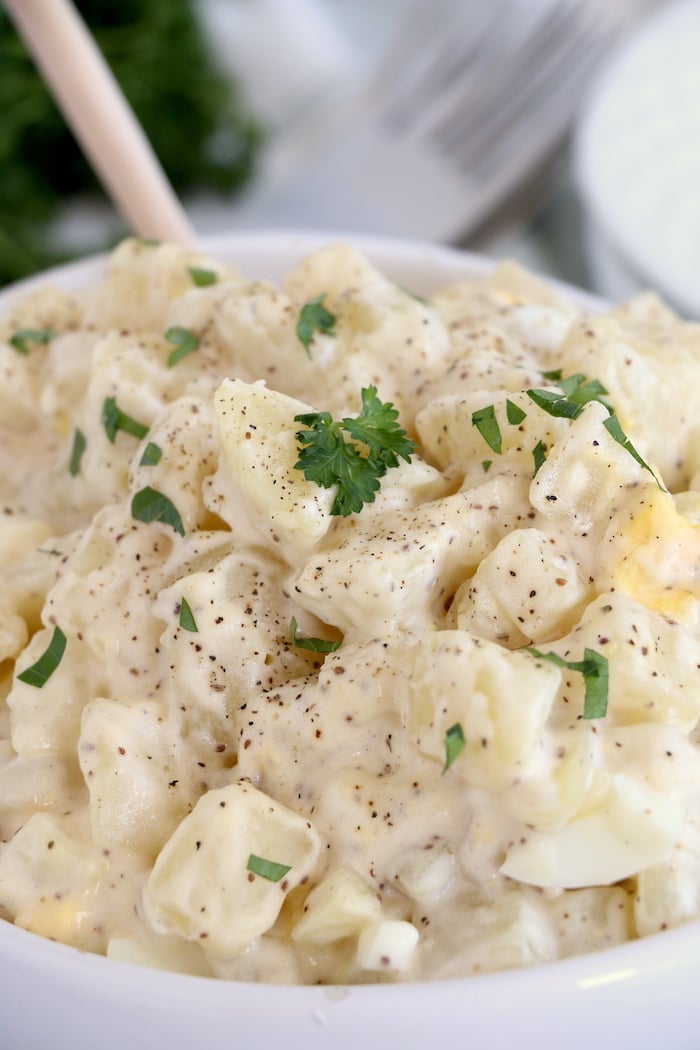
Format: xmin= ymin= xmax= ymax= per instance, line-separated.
xmin=144 ymin=781 xmax=322 ymax=956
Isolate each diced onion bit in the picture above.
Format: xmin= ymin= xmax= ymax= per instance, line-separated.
xmin=165 ymin=326 xmax=199 ymax=367
xmin=131 ymin=486 xmax=185 ymax=536
xmin=246 ymin=853 xmax=291 ymax=883
xmin=17 ymin=625 xmax=67 ymax=688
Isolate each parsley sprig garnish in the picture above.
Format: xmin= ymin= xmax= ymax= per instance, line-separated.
xmin=294 ymin=386 xmax=414 ymax=516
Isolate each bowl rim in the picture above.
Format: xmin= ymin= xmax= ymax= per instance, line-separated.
xmin=0 ymin=230 xmax=694 ymax=1045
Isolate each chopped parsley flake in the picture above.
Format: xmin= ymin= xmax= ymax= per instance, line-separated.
xmin=140 ymin=441 xmax=163 ymax=466
xmin=603 ymin=415 xmax=664 ymax=489
xmin=482 ymin=459 xmax=493 ymax=473
xmin=526 ymin=646 xmax=609 ymax=719
xmin=526 ymin=373 xmax=610 ymax=420
xmin=294 ymin=385 xmax=414 ymax=516
xmin=9 ymin=327 xmax=56 ymax=354
xmin=471 ymin=404 xmax=502 ymax=454
xmin=246 ymin=853 xmax=291 ymax=883
xmin=17 ymin=626 xmax=67 ymax=688
xmin=131 ymin=486 xmax=185 ymax=536
xmin=443 ymin=722 xmax=466 ymax=771
xmin=179 ymin=597 xmax=198 ymax=632
xmin=68 ymin=428 xmax=86 ymax=476
xmin=532 ymin=439 xmax=546 ymax=476
xmin=165 ymin=326 xmax=199 ymax=367
xmin=506 ymin=399 xmax=527 ymax=425
xmin=527 ymin=373 xmax=662 ymax=485
xmin=296 ymin=294 xmax=336 ymax=356
xmin=101 ymin=397 xmax=148 ymax=443
xmin=526 ymin=387 xmax=583 ymax=420
xmin=187 ymin=266 xmax=217 ymax=287
xmin=290 ymin=616 xmax=341 ymax=653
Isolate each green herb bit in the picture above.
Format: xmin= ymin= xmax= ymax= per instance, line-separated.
xmin=294 ymin=385 xmax=414 ymax=517
xmin=165 ymin=326 xmax=199 ymax=367
xmin=526 ymin=646 xmax=609 ymax=720
xmin=246 ymin=853 xmax=291 ymax=883
xmin=399 ymin=284 xmax=430 ymax=305
xmin=102 ymin=397 xmax=149 ymax=444
xmin=471 ymin=404 xmax=502 ymax=454
xmin=290 ymin=616 xmax=341 ymax=653
xmin=187 ymin=266 xmax=218 ymax=287
xmin=443 ymin=722 xmax=466 ymax=771
xmin=296 ymin=294 xmax=336 ymax=356
xmin=17 ymin=625 xmax=67 ymax=688
xmin=131 ymin=486 xmax=185 ymax=536
xmin=527 ymin=372 xmax=611 ymax=420
xmin=506 ymin=399 xmax=527 ymax=425
xmin=532 ymin=440 xmax=547 ymax=476
xmin=603 ymin=415 xmax=664 ymax=490
xmin=179 ymin=597 xmax=198 ymax=632
xmin=68 ymin=428 xmax=86 ymax=477
xmin=481 ymin=459 xmax=492 ymax=473
xmin=136 ymin=237 xmax=160 ymax=246
xmin=541 ymin=368 xmax=563 ymax=381
xmin=526 ymin=387 xmax=582 ymax=420
xmin=140 ymin=441 xmax=163 ymax=466
xmin=558 ymin=373 xmax=612 ymax=411
xmin=9 ymin=327 xmax=56 ymax=355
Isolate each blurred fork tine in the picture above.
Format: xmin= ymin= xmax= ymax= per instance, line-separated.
xmin=229 ymin=0 xmax=622 ymax=243
xmin=444 ymin=8 xmax=613 ymax=175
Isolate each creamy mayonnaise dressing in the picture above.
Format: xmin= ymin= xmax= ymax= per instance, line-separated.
xmin=0 ymin=239 xmax=699 ymax=984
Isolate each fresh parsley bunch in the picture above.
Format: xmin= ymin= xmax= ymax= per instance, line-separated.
xmin=294 ymin=386 xmax=415 ymax=516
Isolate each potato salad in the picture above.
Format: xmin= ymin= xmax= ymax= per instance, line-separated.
xmin=0 ymin=238 xmax=700 ymax=985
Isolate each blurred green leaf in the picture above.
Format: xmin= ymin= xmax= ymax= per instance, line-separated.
xmin=0 ymin=1 xmax=263 ymax=285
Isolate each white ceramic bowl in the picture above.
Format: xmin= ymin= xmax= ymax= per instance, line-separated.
xmin=0 ymin=232 xmax=698 ymax=1050
xmin=574 ymin=0 xmax=700 ymax=318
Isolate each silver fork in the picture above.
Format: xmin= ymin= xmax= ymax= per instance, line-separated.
xmin=227 ymin=0 xmax=622 ymax=242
